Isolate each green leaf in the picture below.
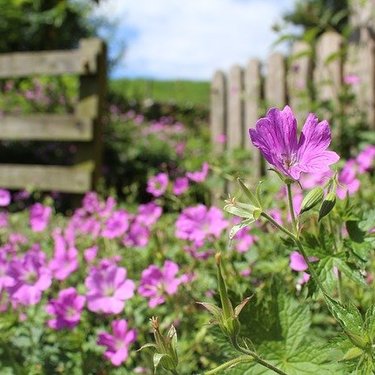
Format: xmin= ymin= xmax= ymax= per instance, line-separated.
xmin=346 ymin=221 xmax=366 ymax=243
xmin=229 ymin=218 xmax=256 ymax=240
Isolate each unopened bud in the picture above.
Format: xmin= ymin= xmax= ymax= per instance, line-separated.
xmin=318 ymin=192 xmax=336 ymax=221
xmin=301 ymin=187 xmax=324 ymax=214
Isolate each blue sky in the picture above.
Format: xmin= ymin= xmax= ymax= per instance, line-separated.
xmin=95 ymin=0 xmax=295 ymax=80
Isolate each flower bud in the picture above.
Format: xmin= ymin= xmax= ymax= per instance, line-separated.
xmin=318 ymin=191 xmax=336 ymax=221
xmin=300 ymin=187 xmax=324 ymax=214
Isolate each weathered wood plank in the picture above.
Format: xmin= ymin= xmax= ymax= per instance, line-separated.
xmin=265 ymin=52 xmax=286 ymax=108
xmin=314 ymin=31 xmax=343 ymax=103
xmin=345 ymin=34 xmax=375 ymax=129
xmin=227 ymin=65 xmax=244 ymax=149
xmin=76 ymin=39 xmax=107 ymax=188
xmin=0 ymin=114 xmax=93 ymax=141
xmin=0 ymin=164 xmax=93 ymax=193
xmin=0 ymin=38 xmax=103 ymax=78
xmin=244 ymin=59 xmax=262 ymax=179
xmin=210 ymin=70 xmax=227 ymax=153
xmin=287 ymin=41 xmax=312 ymax=123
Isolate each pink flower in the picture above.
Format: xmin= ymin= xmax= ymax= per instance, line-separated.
xmin=337 ymin=159 xmax=360 ymax=200
xmin=102 ymin=210 xmax=130 ymax=239
xmin=175 ymin=204 xmax=228 ymax=247
xmin=84 ymin=246 xmax=98 ymax=262
xmin=344 ymin=74 xmax=360 ymax=86
xmin=46 ymin=288 xmax=85 ymax=330
xmin=215 ymin=134 xmax=227 ymax=144
xmin=7 ymin=246 xmax=52 ymax=306
xmin=29 ymin=203 xmax=52 ymax=232
xmin=186 ymin=162 xmax=209 ymax=183
xmin=138 ymin=261 xmax=186 ymax=308
xmin=85 ymin=261 xmax=135 ymax=314
xmin=290 ymin=251 xmax=308 ymax=272
xmin=49 ymin=230 xmax=78 ymax=280
xmin=0 ymin=189 xmax=11 ymax=207
xmin=233 ymin=227 xmax=257 ymax=253
xmin=249 ymin=106 xmax=339 ymax=181
xmin=136 ymin=202 xmax=162 ymax=226
xmin=0 ymin=253 xmax=15 ymax=292
xmin=82 ymin=192 xmax=100 ymax=213
xmin=146 ymin=173 xmax=169 ymax=197
xmin=356 ymin=145 xmax=375 ymax=173
xmin=123 ymin=221 xmax=150 ymax=248
xmin=97 ymin=319 xmax=137 ymax=366
xmin=173 ymin=177 xmax=189 ymax=195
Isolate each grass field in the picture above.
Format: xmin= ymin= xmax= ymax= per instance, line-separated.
xmin=109 ymin=78 xmax=210 ymax=107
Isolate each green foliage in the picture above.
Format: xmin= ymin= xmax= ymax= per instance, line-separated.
xmin=109 ymin=78 xmax=210 ymax=108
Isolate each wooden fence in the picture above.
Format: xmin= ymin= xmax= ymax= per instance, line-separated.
xmin=0 ymin=38 xmax=106 ymax=193
xmin=210 ymin=30 xmax=375 ymax=180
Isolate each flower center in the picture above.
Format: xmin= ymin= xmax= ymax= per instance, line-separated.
xmin=24 ymin=271 xmax=37 ymax=284
xmin=281 ymin=152 xmax=297 ymax=168
xmin=104 ymin=286 xmax=115 ymax=297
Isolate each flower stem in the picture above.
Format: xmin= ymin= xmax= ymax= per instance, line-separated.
xmin=286 ymin=183 xmax=298 ymax=235
xmin=231 ymin=337 xmax=287 ymax=375
xmin=204 ymin=355 xmax=253 ymax=374
xmin=260 ymin=212 xmax=296 ymax=240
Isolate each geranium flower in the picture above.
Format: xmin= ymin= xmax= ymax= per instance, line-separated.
xmin=138 ymin=260 xmax=187 ymax=308
xmin=337 ymin=159 xmax=360 ymax=200
xmin=85 ymin=261 xmax=135 ymax=314
xmin=146 ymin=173 xmax=169 ymax=197
xmin=97 ymin=319 xmax=137 ymax=366
xmin=0 ymin=189 xmax=11 ymax=207
xmin=186 ymin=162 xmax=209 ymax=183
xmin=49 ymin=230 xmax=78 ymax=280
xmin=173 ymin=177 xmax=189 ymax=195
xmin=249 ymin=106 xmax=339 ymax=181
xmin=101 ymin=209 xmax=130 ymax=239
xmin=7 ymin=246 xmax=52 ymax=306
xmin=175 ymin=204 xmax=228 ymax=247
xmin=46 ymin=287 xmax=85 ymax=330
xmin=29 ymin=203 xmax=52 ymax=232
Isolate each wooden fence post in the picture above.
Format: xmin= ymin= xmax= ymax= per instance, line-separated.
xmin=76 ymin=38 xmax=107 ymax=189
xmin=210 ymin=70 xmax=227 ymax=153
xmin=227 ymin=65 xmax=244 ymax=149
xmin=244 ymin=59 xmax=262 ymax=179
xmin=345 ymin=32 xmax=375 ymax=129
xmin=287 ymin=41 xmax=312 ymax=124
xmin=314 ymin=31 xmax=343 ymax=104
xmin=265 ymin=52 xmax=286 ymax=109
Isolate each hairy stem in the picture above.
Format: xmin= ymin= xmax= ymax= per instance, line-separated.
xmin=286 ymin=183 xmax=298 ymax=235
xmin=231 ymin=337 xmax=288 ymax=375
xmin=204 ymin=355 xmax=253 ymax=374
xmin=260 ymin=212 xmax=296 ymax=240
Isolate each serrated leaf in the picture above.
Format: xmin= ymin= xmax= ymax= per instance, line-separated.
xmin=333 ymin=258 xmax=366 ymax=287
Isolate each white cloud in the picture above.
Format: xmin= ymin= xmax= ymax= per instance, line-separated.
xmin=95 ymin=0 xmax=294 ymax=80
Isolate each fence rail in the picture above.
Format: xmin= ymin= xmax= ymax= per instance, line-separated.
xmin=0 ymin=38 xmax=106 ymax=194
xmin=210 ymin=30 xmax=375 ymax=181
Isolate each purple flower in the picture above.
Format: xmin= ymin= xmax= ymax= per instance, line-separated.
xmin=344 ymin=74 xmax=360 ymax=86
xmin=46 ymin=288 xmax=85 ymax=330
xmin=289 ymin=251 xmax=308 ymax=272
xmin=49 ymin=230 xmax=78 ymax=280
xmin=357 ymin=145 xmax=375 ymax=173
xmin=249 ymin=106 xmax=339 ymax=180
xmin=29 ymin=203 xmax=52 ymax=232
xmin=102 ymin=209 xmax=130 ymax=239
xmin=7 ymin=246 xmax=52 ymax=306
xmin=136 ymin=202 xmax=162 ymax=226
xmin=173 ymin=177 xmax=189 ymax=196
xmin=138 ymin=261 xmax=186 ymax=308
xmin=84 ymin=246 xmax=98 ymax=263
xmin=85 ymin=262 xmax=135 ymax=314
xmin=97 ymin=319 xmax=137 ymax=366
xmin=0 ymin=189 xmax=11 ymax=207
xmin=123 ymin=221 xmax=150 ymax=248
xmin=82 ymin=192 xmax=100 ymax=213
xmin=146 ymin=173 xmax=169 ymax=197
xmin=175 ymin=204 xmax=228 ymax=247
xmin=337 ymin=159 xmax=360 ymax=200
xmin=0 ymin=253 xmax=15 ymax=292
xmin=186 ymin=162 xmax=209 ymax=183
